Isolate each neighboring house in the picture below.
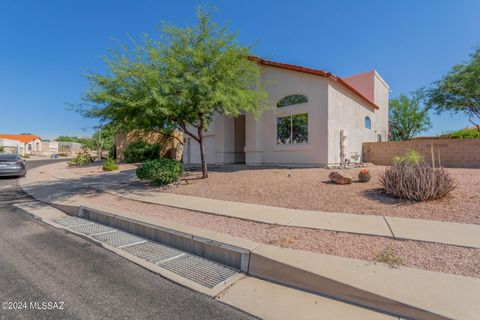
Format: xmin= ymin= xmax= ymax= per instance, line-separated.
xmin=183 ymin=57 xmax=389 ymax=166
xmin=42 ymin=141 xmax=59 ymax=154
xmin=57 ymin=142 xmax=83 ymax=155
xmin=0 ymin=138 xmax=22 ymax=154
xmin=0 ymin=134 xmax=42 ymax=155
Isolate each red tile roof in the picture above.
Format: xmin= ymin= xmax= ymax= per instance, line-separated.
xmin=248 ymin=56 xmax=380 ymax=110
xmin=0 ymin=134 xmax=41 ymax=143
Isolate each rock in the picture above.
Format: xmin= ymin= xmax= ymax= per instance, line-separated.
xmin=328 ymin=172 xmax=352 ymax=185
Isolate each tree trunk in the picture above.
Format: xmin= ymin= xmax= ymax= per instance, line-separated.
xmin=198 ymin=133 xmax=208 ymax=178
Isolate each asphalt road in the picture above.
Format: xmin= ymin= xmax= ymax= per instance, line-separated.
xmin=0 ymin=159 xmax=255 ymax=320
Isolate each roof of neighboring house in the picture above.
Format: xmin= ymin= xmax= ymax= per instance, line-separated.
xmin=0 ymin=134 xmax=41 ymax=144
xmin=248 ymin=56 xmax=380 ymax=110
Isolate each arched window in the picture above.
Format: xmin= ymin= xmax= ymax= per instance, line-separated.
xmin=365 ymin=116 xmax=372 ymax=129
xmin=277 ymin=94 xmax=308 ymax=108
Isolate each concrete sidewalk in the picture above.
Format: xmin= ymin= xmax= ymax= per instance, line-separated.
xmin=22 ymin=162 xmax=480 ymax=249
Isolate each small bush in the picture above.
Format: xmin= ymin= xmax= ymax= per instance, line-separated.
xmin=123 ymin=140 xmax=160 ymax=163
xmin=136 ymin=159 xmax=183 ymax=186
xmin=102 ymin=157 xmax=119 ymax=171
xmin=67 ymin=149 xmax=95 ymax=167
xmin=379 ymin=161 xmax=456 ymax=201
xmin=448 ymin=128 xmax=480 ymax=139
xmin=374 ymin=247 xmax=403 ymax=268
xmin=22 ymin=154 xmax=30 ymax=159
xmin=0 ymin=146 xmax=4 ymax=153
xmin=58 ymin=153 xmax=69 ymax=157
xmin=393 ymin=149 xmax=423 ymax=165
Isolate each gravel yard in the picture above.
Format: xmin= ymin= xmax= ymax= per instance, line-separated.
xmin=67 ymin=162 xmax=137 ymax=176
xmin=84 ymin=193 xmax=480 ymax=278
xmin=162 ymin=165 xmax=480 ymax=224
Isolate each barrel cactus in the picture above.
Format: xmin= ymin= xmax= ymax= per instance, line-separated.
xmin=358 ymin=168 xmax=371 ymax=182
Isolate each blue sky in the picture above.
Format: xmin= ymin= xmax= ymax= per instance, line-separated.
xmin=0 ymin=0 xmax=479 ymax=139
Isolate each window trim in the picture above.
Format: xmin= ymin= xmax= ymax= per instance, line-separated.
xmin=365 ymin=116 xmax=372 ymax=130
xmin=277 ymin=94 xmax=308 ymax=108
xmin=276 ymin=112 xmax=309 ymax=145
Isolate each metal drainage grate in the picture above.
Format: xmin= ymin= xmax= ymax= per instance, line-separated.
xmin=158 ymin=254 xmax=239 ymax=288
xmin=52 ymin=216 xmax=93 ymax=227
xmin=123 ymin=241 xmax=184 ymax=264
xmin=92 ymin=231 xmax=146 ymax=248
xmin=69 ymin=223 xmax=116 ymax=236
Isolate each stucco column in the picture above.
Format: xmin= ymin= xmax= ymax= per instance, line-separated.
xmin=244 ymin=113 xmax=264 ymax=165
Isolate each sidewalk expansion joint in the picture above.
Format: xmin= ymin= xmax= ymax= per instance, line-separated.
xmin=383 ymin=216 xmax=395 ymax=238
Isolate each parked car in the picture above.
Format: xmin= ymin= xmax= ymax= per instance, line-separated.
xmin=0 ymin=154 xmax=26 ymax=177
xmin=50 ymin=153 xmax=59 ymax=158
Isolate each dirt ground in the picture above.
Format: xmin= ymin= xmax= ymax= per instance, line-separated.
xmin=163 ymin=165 xmax=480 ymax=224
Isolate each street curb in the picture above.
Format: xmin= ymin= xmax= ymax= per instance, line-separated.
xmin=75 ymin=205 xmax=457 ymax=320
xmin=77 ymin=206 xmax=250 ymax=273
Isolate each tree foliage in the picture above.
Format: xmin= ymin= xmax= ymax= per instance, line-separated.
xmin=80 ymin=8 xmax=268 ymax=178
xmin=389 ymin=91 xmax=431 ymax=141
xmin=427 ymin=48 xmax=480 ymax=130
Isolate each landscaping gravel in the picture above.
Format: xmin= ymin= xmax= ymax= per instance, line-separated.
xmin=68 ymin=163 xmax=137 ymax=176
xmin=84 ymin=193 xmax=480 ymax=278
xmin=162 ymin=166 xmax=480 ymax=224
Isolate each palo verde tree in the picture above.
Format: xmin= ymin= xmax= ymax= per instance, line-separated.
xmin=427 ymin=48 xmax=480 ymax=130
xmin=389 ymin=90 xmax=432 ymax=141
xmin=80 ymin=8 xmax=268 ymax=178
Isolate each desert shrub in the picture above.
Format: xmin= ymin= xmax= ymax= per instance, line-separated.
xmin=136 ymin=158 xmax=183 ymax=186
xmin=374 ymin=247 xmax=403 ymax=268
xmin=22 ymin=154 xmax=30 ymax=158
xmin=102 ymin=156 xmax=119 ymax=171
xmin=123 ymin=140 xmax=160 ymax=163
xmin=379 ymin=161 xmax=456 ymax=201
xmin=67 ymin=149 xmax=95 ymax=167
xmin=393 ymin=149 xmax=423 ymax=165
xmin=448 ymin=128 xmax=480 ymax=139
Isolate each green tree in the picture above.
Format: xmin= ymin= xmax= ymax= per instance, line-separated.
xmin=427 ymin=48 xmax=480 ymax=130
xmin=81 ymin=8 xmax=267 ymax=178
xmin=389 ymin=91 xmax=432 ymax=141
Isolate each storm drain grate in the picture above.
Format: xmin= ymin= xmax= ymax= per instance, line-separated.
xmin=51 ymin=216 xmax=242 ymax=289
xmin=92 ymin=230 xmax=147 ymax=248
xmin=52 ymin=216 xmax=93 ymax=227
xmin=123 ymin=241 xmax=184 ymax=264
xmin=69 ymin=223 xmax=117 ymax=236
xmin=158 ymin=254 xmax=239 ymax=288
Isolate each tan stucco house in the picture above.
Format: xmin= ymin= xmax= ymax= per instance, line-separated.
xmin=183 ymin=57 xmax=389 ymax=166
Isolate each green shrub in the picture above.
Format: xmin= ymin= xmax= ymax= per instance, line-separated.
xmin=67 ymin=149 xmax=95 ymax=167
xmin=448 ymin=128 xmax=480 ymax=139
xmin=58 ymin=153 xmax=69 ymax=157
xmin=393 ymin=149 xmax=423 ymax=165
xmin=0 ymin=146 xmax=4 ymax=153
xmin=136 ymin=159 xmax=183 ymax=186
xmin=102 ymin=157 xmax=119 ymax=171
xmin=379 ymin=161 xmax=456 ymax=201
xmin=123 ymin=140 xmax=160 ymax=163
